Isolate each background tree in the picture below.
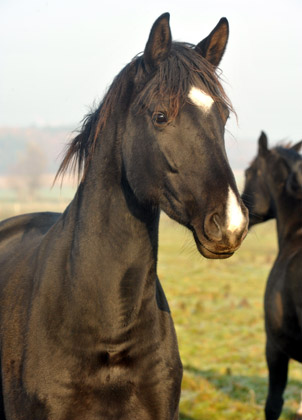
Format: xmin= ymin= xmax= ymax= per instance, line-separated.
xmin=8 ymin=141 xmax=48 ymax=201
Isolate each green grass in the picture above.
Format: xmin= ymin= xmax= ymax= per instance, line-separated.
xmin=1 ymin=201 xmax=301 ymax=419
xmin=158 ymin=215 xmax=301 ymax=419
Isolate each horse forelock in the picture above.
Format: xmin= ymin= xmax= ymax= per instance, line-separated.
xmin=134 ymin=42 xmax=233 ymax=120
xmin=55 ymin=42 xmax=233 ymax=183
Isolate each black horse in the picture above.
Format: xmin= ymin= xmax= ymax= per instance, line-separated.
xmin=242 ymin=131 xmax=302 ymax=420
xmin=0 ymin=14 xmax=248 ymax=419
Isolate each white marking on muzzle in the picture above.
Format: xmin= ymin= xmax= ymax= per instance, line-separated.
xmin=188 ymin=86 xmax=214 ymax=111
xmin=226 ymin=187 xmax=245 ymax=233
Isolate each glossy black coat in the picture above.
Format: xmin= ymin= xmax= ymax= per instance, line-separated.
xmin=242 ymin=131 xmax=302 ymax=420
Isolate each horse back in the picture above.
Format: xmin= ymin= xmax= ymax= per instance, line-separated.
xmin=0 ymin=211 xmax=61 ymax=317
xmin=0 ymin=211 xmax=60 ymax=293
xmin=0 ymin=212 xmax=60 ymax=249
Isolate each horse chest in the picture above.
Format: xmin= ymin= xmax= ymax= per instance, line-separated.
xmin=57 ymin=359 xmax=180 ymax=420
xmin=20 ymin=348 xmax=181 ymax=420
xmin=4 ymin=307 xmax=181 ymax=420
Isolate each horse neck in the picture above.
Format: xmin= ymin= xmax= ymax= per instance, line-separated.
xmin=269 ymin=183 xmax=302 ymax=248
xmin=50 ymin=122 xmax=160 ymax=344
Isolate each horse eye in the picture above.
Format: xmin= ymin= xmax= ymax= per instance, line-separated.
xmin=152 ymin=112 xmax=168 ymax=126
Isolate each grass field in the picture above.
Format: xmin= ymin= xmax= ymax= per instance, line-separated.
xmin=158 ymin=215 xmax=301 ymax=420
xmin=0 ymin=197 xmax=301 ymax=419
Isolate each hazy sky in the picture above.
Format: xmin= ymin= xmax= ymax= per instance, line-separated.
xmin=1 ymin=0 xmax=301 ymax=144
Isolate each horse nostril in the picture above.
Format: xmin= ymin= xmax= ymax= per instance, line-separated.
xmin=205 ymin=213 xmax=223 ymax=241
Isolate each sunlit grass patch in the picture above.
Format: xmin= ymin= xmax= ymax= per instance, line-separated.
xmin=158 ymin=214 xmax=301 ymax=419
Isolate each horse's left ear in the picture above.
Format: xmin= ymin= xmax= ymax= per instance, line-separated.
xmin=144 ymin=13 xmax=172 ymax=70
xmin=195 ymin=18 xmax=229 ymax=67
xmin=291 ymin=140 xmax=302 ymax=153
xmin=258 ymin=131 xmax=269 ymax=156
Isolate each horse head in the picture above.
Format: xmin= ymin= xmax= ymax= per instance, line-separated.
xmin=242 ymin=131 xmax=302 ymax=227
xmin=57 ymin=14 xmax=248 ymax=259
xmin=122 ymin=13 xmax=248 ymax=258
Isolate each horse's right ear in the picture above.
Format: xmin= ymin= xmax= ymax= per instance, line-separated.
xmin=144 ymin=13 xmax=172 ymax=70
xmin=291 ymin=140 xmax=302 ymax=153
xmin=258 ymin=131 xmax=269 ymax=156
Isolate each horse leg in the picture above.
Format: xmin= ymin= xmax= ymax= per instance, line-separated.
xmin=173 ymin=407 xmax=179 ymax=420
xmin=265 ymin=339 xmax=289 ymax=420
xmin=0 ymin=364 xmax=7 ymax=419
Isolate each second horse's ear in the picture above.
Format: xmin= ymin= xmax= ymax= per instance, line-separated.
xmin=144 ymin=13 xmax=172 ymax=70
xmin=195 ymin=18 xmax=229 ymax=67
xmin=258 ymin=131 xmax=269 ymax=156
xmin=291 ymin=140 xmax=302 ymax=153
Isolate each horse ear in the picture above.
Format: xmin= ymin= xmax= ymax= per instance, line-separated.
xmin=258 ymin=131 xmax=269 ymax=156
xmin=195 ymin=18 xmax=229 ymax=67
xmin=144 ymin=13 xmax=172 ymax=70
xmin=291 ymin=140 xmax=302 ymax=153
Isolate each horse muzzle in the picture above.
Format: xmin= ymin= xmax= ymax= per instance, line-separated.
xmin=190 ymin=203 xmax=249 ymax=259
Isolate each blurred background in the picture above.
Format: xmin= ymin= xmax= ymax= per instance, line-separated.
xmin=1 ymin=1 xmax=302 ymax=418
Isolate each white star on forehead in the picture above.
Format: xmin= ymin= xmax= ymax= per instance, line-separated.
xmin=188 ymin=86 xmax=214 ymax=111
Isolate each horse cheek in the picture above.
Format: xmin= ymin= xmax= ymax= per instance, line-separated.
xmin=122 ymin=126 xmax=162 ymax=203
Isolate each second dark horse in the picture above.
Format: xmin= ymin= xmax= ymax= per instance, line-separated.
xmin=242 ymin=131 xmax=302 ymax=420
xmin=0 ymin=14 xmax=248 ymax=419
